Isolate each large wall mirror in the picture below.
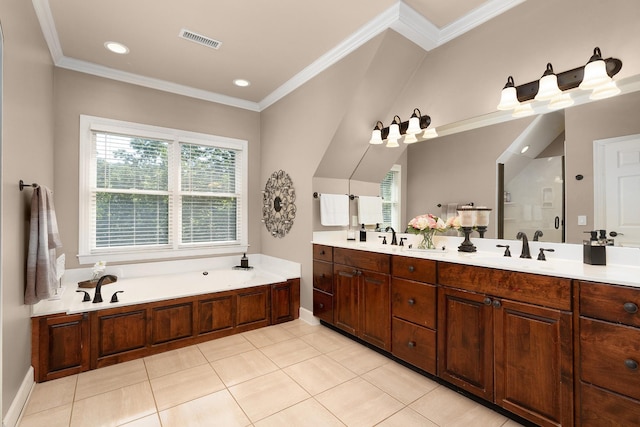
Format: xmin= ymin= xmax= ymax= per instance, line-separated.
xmin=348 ymin=80 xmax=640 ymax=245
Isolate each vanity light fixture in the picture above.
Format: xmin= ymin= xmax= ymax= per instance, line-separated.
xmin=369 ymin=109 xmax=434 ymax=147
xmin=497 ymin=47 xmax=622 ymax=116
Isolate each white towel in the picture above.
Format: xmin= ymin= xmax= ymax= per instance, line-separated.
xmin=25 ymin=186 xmax=63 ymax=304
xmin=320 ymin=193 xmax=350 ymax=226
xmin=358 ymin=196 xmax=384 ymax=225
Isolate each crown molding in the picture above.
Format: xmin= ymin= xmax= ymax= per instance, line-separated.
xmin=33 ymin=0 xmax=526 ymax=112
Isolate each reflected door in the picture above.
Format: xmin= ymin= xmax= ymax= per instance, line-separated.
xmin=595 ymin=135 xmax=640 ymax=247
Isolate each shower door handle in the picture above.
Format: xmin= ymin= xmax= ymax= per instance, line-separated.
xmin=554 ymin=216 xmax=560 ymax=229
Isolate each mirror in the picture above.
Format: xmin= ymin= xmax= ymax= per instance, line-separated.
xmin=348 ymin=83 xmax=640 ymax=244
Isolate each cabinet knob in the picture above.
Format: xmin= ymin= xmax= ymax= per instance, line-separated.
xmin=408 ymin=298 xmax=415 ymax=306
xmin=320 ymin=250 xmax=325 ymax=255
xmin=625 ymin=359 xmax=638 ymax=371
xmin=407 ymin=341 xmax=416 ymax=348
xmin=408 ymin=266 xmax=415 ymax=273
xmin=492 ymin=300 xmax=502 ymax=309
xmin=320 ymin=273 xmax=325 ymax=279
xmin=623 ymin=302 xmax=638 ymax=314
xmin=319 ymin=303 xmax=324 ymax=309
xmin=484 ymin=297 xmax=492 ymax=306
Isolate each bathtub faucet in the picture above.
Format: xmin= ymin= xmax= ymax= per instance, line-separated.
xmin=94 ymin=274 xmax=118 ymax=303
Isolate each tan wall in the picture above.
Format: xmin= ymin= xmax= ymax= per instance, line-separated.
xmin=53 ymin=69 xmax=262 ymax=269
xmin=1 ymin=0 xmax=55 ymax=416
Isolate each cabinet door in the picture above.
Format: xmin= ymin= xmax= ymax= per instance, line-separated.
xmin=91 ymin=307 xmax=147 ymax=368
xmin=359 ymin=270 xmax=390 ymax=351
xmin=334 ymin=264 xmax=359 ymax=336
xmin=494 ymin=299 xmax=573 ymax=427
xmin=438 ymin=287 xmax=494 ymax=401
xmin=150 ymin=302 xmax=194 ymax=345
xmin=198 ymin=294 xmax=234 ymax=335
xmin=271 ymin=279 xmax=300 ymax=324
xmin=35 ymin=313 xmax=89 ymax=382
xmin=236 ymin=286 xmax=270 ymax=329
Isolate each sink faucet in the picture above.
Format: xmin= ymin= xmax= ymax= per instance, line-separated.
xmin=385 ymin=226 xmax=398 ymax=245
xmin=533 ymin=230 xmax=543 ymax=241
xmin=93 ymin=274 xmax=118 ymax=303
xmin=516 ymin=232 xmax=531 ymax=259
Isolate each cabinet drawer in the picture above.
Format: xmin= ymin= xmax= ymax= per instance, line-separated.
xmin=334 ymin=248 xmax=390 ymax=273
xmin=313 ymin=244 xmax=333 ymax=262
xmin=580 ymin=317 xmax=640 ymax=401
xmin=580 ymin=382 xmax=640 ymax=427
xmin=438 ymin=262 xmax=571 ymax=311
xmin=313 ymin=260 xmax=333 ymax=293
xmin=392 ymin=256 xmax=436 ymax=283
xmin=313 ymin=289 xmax=333 ymax=324
xmin=392 ymin=317 xmax=436 ymax=375
xmin=580 ymin=281 xmax=640 ymax=327
xmin=392 ymin=278 xmax=436 ymax=329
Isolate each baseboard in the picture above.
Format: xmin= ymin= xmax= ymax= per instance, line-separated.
xmin=299 ymin=307 xmax=319 ymax=325
xmin=2 ymin=366 xmax=34 ymax=427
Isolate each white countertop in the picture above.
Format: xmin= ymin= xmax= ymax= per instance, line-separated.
xmin=313 ymin=231 xmax=640 ymax=289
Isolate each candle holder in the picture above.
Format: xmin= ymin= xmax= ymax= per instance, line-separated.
xmin=476 ymin=226 xmax=487 ymax=238
xmin=458 ymin=226 xmax=477 ymax=252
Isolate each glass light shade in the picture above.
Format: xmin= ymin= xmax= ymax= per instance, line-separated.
xmin=387 ymin=123 xmax=401 ymax=140
xmin=457 ymin=207 xmax=476 ymax=227
xmin=406 ymin=116 xmax=421 ymax=135
xmin=369 ymin=128 xmax=383 ymax=145
xmin=512 ymin=103 xmax=534 ymax=118
xmin=497 ymin=86 xmax=520 ymax=110
xmin=535 ymin=74 xmax=562 ymax=101
xmin=423 ymin=128 xmax=438 ymax=139
xmin=579 ymin=59 xmax=611 ymax=90
xmin=548 ymin=92 xmax=574 ymax=110
xmin=403 ymin=133 xmax=418 ymax=144
xmin=590 ymin=80 xmax=621 ymax=100
xmin=476 ymin=208 xmax=491 ymax=226
xmin=386 ymin=138 xmax=399 ymax=148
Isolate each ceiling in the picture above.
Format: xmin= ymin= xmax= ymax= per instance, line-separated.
xmin=33 ymin=0 xmax=525 ymax=111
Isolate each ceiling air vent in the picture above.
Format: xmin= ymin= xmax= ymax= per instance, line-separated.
xmin=179 ymin=28 xmax=222 ymax=50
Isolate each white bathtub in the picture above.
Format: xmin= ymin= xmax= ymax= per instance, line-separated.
xmin=32 ymin=254 xmax=300 ymax=317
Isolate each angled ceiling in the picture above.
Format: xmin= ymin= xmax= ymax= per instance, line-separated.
xmin=33 ymin=0 xmax=525 ymax=111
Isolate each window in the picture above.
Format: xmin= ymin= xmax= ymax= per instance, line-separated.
xmin=79 ymin=115 xmax=248 ymax=264
xmin=380 ymin=165 xmax=401 ymax=232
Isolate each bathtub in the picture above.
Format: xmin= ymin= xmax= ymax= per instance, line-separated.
xmin=31 ymin=254 xmax=300 ymax=317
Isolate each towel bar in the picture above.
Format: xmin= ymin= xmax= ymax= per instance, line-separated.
xmin=19 ymin=180 xmax=39 ymax=191
xmin=313 ymin=192 xmax=356 ymax=200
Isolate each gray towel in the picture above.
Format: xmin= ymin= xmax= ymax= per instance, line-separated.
xmin=25 ymin=186 xmax=63 ymax=304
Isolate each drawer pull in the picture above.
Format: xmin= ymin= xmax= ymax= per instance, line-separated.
xmin=484 ymin=297 xmax=492 ymax=306
xmin=320 ymin=273 xmax=325 ymax=279
xmin=407 ymin=341 xmax=416 ymax=348
xmin=319 ymin=303 xmax=324 ymax=309
xmin=625 ymin=359 xmax=638 ymax=371
xmin=492 ymin=300 xmax=502 ymax=309
xmin=623 ymin=302 xmax=638 ymax=314
xmin=408 ymin=298 xmax=415 ymax=306
xmin=320 ymin=250 xmax=325 ymax=255
xmin=408 ymin=266 xmax=415 ymax=272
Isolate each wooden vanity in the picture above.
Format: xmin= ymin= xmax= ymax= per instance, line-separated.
xmin=313 ymin=243 xmax=640 ymax=427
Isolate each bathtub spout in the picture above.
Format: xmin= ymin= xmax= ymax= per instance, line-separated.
xmin=94 ymin=274 xmax=118 ymax=303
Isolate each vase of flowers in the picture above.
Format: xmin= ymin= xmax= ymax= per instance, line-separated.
xmin=407 ymin=214 xmax=448 ymax=249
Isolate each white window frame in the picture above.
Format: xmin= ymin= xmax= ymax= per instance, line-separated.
xmin=78 ymin=115 xmax=248 ymax=264
xmin=381 ymin=164 xmax=401 ymax=232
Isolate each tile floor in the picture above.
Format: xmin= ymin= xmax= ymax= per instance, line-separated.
xmin=18 ymin=319 xmax=525 ymax=427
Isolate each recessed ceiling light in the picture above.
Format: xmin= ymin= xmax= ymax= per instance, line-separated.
xmin=233 ymin=79 xmax=250 ymax=87
xmin=520 ymin=145 xmax=530 ymax=154
xmin=104 ymin=41 xmax=129 ymax=55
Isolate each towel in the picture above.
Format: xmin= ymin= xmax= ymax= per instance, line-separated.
xmin=320 ymin=193 xmax=350 ymax=226
xmin=358 ymin=196 xmax=384 ymax=225
xmin=25 ymin=186 xmax=63 ymax=304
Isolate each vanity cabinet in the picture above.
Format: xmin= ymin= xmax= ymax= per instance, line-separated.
xmin=438 ymin=262 xmax=573 ymax=427
xmin=390 ymin=256 xmax=437 ymax=374
xmin=333 ymin=248 xmax=391 ymax=351
xmin=576 ymin=281 xmax=640 ymax=426
xmin=32 ymin=312 xmax=90 ymax=382
xmin=312 ymin=244 xmax=334 ymax=323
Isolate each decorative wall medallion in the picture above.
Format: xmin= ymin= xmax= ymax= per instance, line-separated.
xmin=262 ymin=170 xmax=296 ymax=238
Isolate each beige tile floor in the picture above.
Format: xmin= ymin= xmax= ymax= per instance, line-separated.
xmin=18 ymin=320 xmax=526 ymax=427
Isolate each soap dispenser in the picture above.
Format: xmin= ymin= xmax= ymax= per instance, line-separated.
xmin=583 ymin=231 xmax=606 ymax=265
xmin=241 ymin=253 xmax=250 ymax=269
xmin=359 ymin=224 xmax=367 ymax=242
